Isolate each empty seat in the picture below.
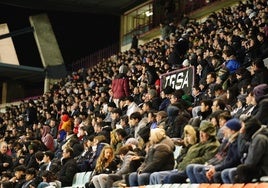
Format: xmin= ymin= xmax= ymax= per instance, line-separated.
xmin=231 ymin=184 xmax=245 ymax=188
xmin=243 ymin=183 xmax=258 ymax=188
xmin=256 ymin=183 xmax=268 ymax=188
xmin=219 ymin=184 xmax=233 ymax=188
xmin=207 ymin=184 xmax=221 ymax=188
xmin=199 ymin=183 xmax=210 ymax=188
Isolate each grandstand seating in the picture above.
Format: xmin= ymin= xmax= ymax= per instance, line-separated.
xmin=63 ymin=171 xmax=92 ymax=188
xmin=61 ymin=171 xmax=268 ymax=188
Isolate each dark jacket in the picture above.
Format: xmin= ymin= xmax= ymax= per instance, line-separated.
xmin=138 ymin=143 xmax=174 ymax=173
xmin=56 ymin=157 xmax=78 ymax=187
xmin=0 ymin=152 xmax=13 ymax=174
xmin=253 ymin=94 xmax=268 ymax=125
xmin=214 ymin=132 xmax=241 ymax=171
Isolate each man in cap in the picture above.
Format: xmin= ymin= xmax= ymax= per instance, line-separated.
xmin=149 ymin=120 xmax=220 ymax=185
xmin=186 ymin=118 xmax=242 ymax=183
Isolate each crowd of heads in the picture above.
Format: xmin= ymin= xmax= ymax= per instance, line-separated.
xmin=0 ymin=0 xmax=268 ymax=186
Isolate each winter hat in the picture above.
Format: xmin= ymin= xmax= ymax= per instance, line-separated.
xmin=167 ymin=105 xmax=180 ymax=117
xmin=244 ymin=117 xmax=262 ymax=141
xmin=253 ymin=84 xmax=268 ymax=103
xmin=125 ymin=138 xmax=139 ymax=147
xmin=199 ymin=120 xmax=216 ymax=136
xmin=148 ymin=88 xmax=158 ymax=98
xmin=225 ymin=118 xmax=241 ymax=131
xmin=119 ymin=64 xmax=128 ymax=74
xmin=61 ymin=114 xmax=69 ymax=122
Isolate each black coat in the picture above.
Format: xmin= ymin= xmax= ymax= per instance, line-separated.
xmin=56 ymin=157 xmax=78 ymax=187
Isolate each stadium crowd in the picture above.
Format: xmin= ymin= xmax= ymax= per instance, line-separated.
xmin=0 ymin=0 xmax=268 ymax=187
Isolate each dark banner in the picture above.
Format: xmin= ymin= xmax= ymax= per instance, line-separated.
xmin=160 ymin=66 xmax=195 ymax=94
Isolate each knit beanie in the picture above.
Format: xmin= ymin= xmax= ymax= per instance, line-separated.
xmin=148 ymin=88 xmax=158 ymax=98
xmin=225 ymin=118 xmax=241 ymax=131
xmin=125 ymin=138 xmax=139 ymax=147
xmin=61 ymin=114 xmax=69 ymax=122
xmin=244 ymin=117 xmax=262 ymax=141
xmin=167 ymin=105 xmax=180 ymax=117
xmin=199 ymin=120 xmax=216 ymax=136
xmin=253 ymin=83 xmax=268 ymax=103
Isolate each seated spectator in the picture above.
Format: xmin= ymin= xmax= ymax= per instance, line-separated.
xmin=235 ymin=117 xmax=268 ymax=183
xmin=7 ymin=165 xmax=26 ymax=188
xmin=186 ymin=118 xmax=242 ymax=183
xmin=88 ymin=145 xmax=118 ymax=188
xmin=56 ymin=147 xmax=78 ymax=187
xmin=21 ymin=167 xmax=36 ymax=188
xmin=92 ymin=145 xmax=137 ymax=188
xmin=149 ymin=120 xmax=220 ymax=185
xmin=38 ymin=170 xmax=61 ymax=188
xmin=128 ymin=128 xmax=175 ymax=186
xmin=0 ymin=141 xmax=13 ymax=176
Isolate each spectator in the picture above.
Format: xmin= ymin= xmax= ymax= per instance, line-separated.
xmin=252 ymin=83 xmax=268 ymax=125
xmin=250 ymin=58 xmax=268 ymax=87
xmin=90 ymin=145 xmax=118 ymax=188
xmin=149 ymin=120 xmax=220 ymax=185
xmin=0 ymin=141 xmax=13 ymax=176
xmin=8 ymin=165 xmax=26 ymax=188
xmin=186 ymin=118 xmax=242 ymax=183
xmin=21 ymin=167 xmax=36 ymax=188
xmin=56 ymin=147 xmax=78 ymax=187
xmin=128 ymin=128 xmax=175 ymax=186
xmin=111 ymin=71 xmax=130 ymax=108
xmin=41 ymin=125 xmax=55 ymax=152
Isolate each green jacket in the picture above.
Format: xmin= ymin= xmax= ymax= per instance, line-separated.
xmin=178 ymin=138 xmax=220 ymax=171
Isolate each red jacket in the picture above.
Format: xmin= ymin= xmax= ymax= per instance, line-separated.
xmin=112 ymin=77 xmax=130 ymax=99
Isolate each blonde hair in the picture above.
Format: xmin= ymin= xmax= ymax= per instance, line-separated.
xmin=183 ymin=125 xmax=197 ymax=146
xmin=95 ymin=145 xmax=114 ymax=173
xmin=150 ymin=128 xmax=166 ymax=144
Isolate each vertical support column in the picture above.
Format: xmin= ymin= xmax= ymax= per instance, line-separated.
xmin=1 ymin=82 xmax=7 ymax=104
xmin=29 ymin=13 xmax=65 ymax=93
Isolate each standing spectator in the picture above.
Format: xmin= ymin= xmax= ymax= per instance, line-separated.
xmin=25 ymin=99 xmax=38 ymax=129
xmin=112 ymin=71 xmax=130 ymax=108
xmin=130 ymin=34 xmax=139 ymax=50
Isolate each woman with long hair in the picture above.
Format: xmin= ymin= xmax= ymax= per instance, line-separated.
xmin=86 ymin=145 xmax=117 ymax=188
